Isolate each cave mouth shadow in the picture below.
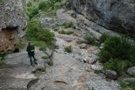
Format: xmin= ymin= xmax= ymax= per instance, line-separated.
xmin=1 ymin=26 xmax=21 ymax=53
xmin=13 ymin=48 xmax=20 ymax=53
xmin=2 ymin=26 xmax=19 ymax=31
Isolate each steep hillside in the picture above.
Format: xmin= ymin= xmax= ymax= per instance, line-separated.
xmin=0 ymin=0 xmax=135 ymax=90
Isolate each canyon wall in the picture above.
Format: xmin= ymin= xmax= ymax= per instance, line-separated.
xmin=69 ymin=0 xmax=135 ymax=37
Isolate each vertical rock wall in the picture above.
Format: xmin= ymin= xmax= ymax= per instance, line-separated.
xmin=69 ymin=0 xmax=135 ymax=37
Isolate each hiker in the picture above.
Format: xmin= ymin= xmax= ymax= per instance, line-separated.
xmin=26 ymin=42 xmax=37 ymax=65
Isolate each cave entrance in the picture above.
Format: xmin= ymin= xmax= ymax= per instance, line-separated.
xmin=0 ymin=26 xmax=20 ymax=53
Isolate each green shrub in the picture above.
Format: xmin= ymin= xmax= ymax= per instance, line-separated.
xmin=27 ymin=1 xmax=32 ymax=7
xmin=26 ymin=19 xmax=55 ymax=49
xmin=26 ymin=0 xmax=39 ymax=19
xmin=38 ymin=1 xmax=48 ymax=10
xmin=26 ymin=19 xmax=41 ymax=40
xmin=99 ymin=35 xmax=135 ymax=75
xmin=120 ymin=80 xmax=135 ymax=90
xmin=38 ymin=1 xmax=52 ymax=11
xmin=84 ymin=33 xmax=97 ymax=45
xmin=54 ymin=2 xmax=62 ymax=9
xmin=27 ymin=7 xmax=39 ymax=19
xmin=129 ymin=45 xmax=135 ymax=65
xmin=0 ymin=54 xmax=5 ymax=61
xmin=33 ymin=41 xmax=47 ymax=51
xmin=58 ymin=30 xmax=74 ymax=35
xmin=100 ymin=33 xmax=110 ymax=43
xmin=64 ymin=46 xmax=72 ymax=53
xmin=37 ymin=30 xmax=55 ymax=46
xmin=62 ymin=22 xmax=75 ymax=28
xmin=26 ymin=0 xmax=64 ymax=18
xmin=104 ymin=58 xmax=130 ymax=74
xmin=38 ymin=0 xmax=62 ymax=11
xmin=99 ymin=36 xmax=130 ymax=62
xmin=0 ymin=54 xmax=5 ymax=66
xmin=0 ymin=0 xmax=3 ymax=3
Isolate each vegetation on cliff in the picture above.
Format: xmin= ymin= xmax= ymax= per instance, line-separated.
xmin=99 ymin=35 xmax=135 ymax=74
xmin=25 ymin=0 xmax=64 ymax=50
xmin=26 ymin=0 xmax=65 ymax=19
xmin=26 ymin=18 xmax=55 ymax=51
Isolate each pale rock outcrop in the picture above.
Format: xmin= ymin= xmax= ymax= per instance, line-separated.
xmin=127 ymin=66 xmax=135 ymax=76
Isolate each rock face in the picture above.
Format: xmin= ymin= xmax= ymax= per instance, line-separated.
xmin=0 ymin=0 xmax=27 ymax=53
xmin=69 ymin=0 xmax=135 ymax=37
xmin=127 ymin=67 xmax=135 ymax=76
xmin=105 ymin=70 xmax=118 ymax=80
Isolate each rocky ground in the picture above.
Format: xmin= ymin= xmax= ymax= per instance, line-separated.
xmin=0 ymin=9 xmax=121 ymax=90
xmin=0 ymin=48 xmax=46 ymax=90
xmin=29 ymin=30 xmax=120 ymax=90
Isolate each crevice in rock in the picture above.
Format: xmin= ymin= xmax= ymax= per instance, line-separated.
xmin=2 ymin=26 xmax=18 ymax=31
xmin=13 ymin=48 xmax=20 ymax=53
xmin=27 ymin=78 xmax=39 ymax=90
xmin=54 ymin=80 xmax=68 ymax=85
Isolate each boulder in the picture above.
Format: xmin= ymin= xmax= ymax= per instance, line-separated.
xmin=79 ymin=43 xmax=87 ymax=49
xmin=88 ymin=54 xmax=98 ymax=64
xmin=56 ymin=9 xmax=76 ymax=23
xmin=105 ymin=70 xmax=118 ymax=80
xmin=91 ymin=64 xmax=103 ymax=71
xmin=127 ymin=67 xmax=135 ymax=76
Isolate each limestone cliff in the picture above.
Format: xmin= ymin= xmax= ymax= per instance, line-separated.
xmin=0 ymin=0 xmax=27 ymax=53
xmin=69 ymin=0 xmax=135 ymax=37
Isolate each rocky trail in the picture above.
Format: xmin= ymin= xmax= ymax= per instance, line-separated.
xmin=0 ymin=28 xmax=120 ymax=90
xmin=28 ymin=29 xmax=120 ymax=90
xmin=0 ymin=8 xmax=121 ymax=90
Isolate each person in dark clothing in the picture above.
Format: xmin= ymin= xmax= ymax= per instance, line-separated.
xmin=26 ymin=42 xmax=37 ymax=65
